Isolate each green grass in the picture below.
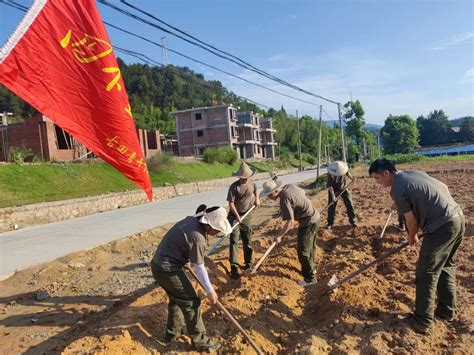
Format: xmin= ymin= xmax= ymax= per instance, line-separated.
xmin=383 ymin=153 xmax=474 ymax=164
xmin=0 ymin=155 xmax=320 ymax=208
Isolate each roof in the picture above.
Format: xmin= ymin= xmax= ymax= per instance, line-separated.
xmin=171 ymin=104 xmax=234 ymax=115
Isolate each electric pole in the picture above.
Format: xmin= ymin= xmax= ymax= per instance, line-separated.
xmin=337 ymin=103 xmax=347 ymax=163
xmin=161 ymin=36 xmax=169 ymax=66
xmin=296 ymin=110 xmax=303 ymax=171
xmin=317 ymin=105 xmax=323 ymax=180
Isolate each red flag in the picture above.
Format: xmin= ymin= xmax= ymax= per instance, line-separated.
xmin=0 ymin=0 xmax=153 ymax=200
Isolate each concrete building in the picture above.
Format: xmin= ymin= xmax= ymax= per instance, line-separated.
xmin=173 ymin=105 xmax=239 ymax=157
xmin=172 ymin=105 xmax=277 ymax=160
xmin=0 ymin=114 xmax=160 ymax=162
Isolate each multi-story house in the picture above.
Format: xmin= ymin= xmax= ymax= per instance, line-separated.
xmin=172 ymin=105 xmax=277 ymax=160
xmin=259 ymin=117 xmax=277 ymax=159
xmin=172 ymin=104 xmax=239 ymax=157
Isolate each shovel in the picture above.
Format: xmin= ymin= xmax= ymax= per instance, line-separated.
xmin=327 ymin=238 xmax=416 ymax=291
xmin=185 ymin=266 xmax=264 ymax=355
xmin=206 ymin=205 xmax=256 ymax=257
xmin=249 ymin=241 xmax=277 ymax=274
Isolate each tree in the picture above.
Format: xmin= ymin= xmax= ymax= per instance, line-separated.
xmin=381 ymin=114 xmax=419 ymax=153
xmin=417 ymin=110 xmax=452 ymax=146
xmin=459 ymin=116 xmax=474 ymax=142
xmin=343 ymin=100 xmax=366 ymax=162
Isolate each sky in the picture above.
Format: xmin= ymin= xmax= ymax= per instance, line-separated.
xmin=1 ymin=0 xmax=473 ymax=125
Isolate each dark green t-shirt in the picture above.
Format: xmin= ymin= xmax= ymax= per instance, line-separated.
xmin=280 ymin=184 xmax=320 ymax=227
xmin=327 ymin=174 xmax=347 ymax=191
xmin=390 ymin=170 xmax=462 ymax=234
xmin=227 ymin=179 xmax=256 ymax=214
xmin=152 ymin=216 xmax=207 ymax=271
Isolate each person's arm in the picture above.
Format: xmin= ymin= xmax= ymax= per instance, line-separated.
xmin=254 ymin=183 xmax=260 ymax=207
xmin=228 ymin=201 xmax=241 ymax=223
xmin=273 ymin=219 xmax=294 ymax=244
xmin=328 ymin=186 xmax=337 ymax=201
xmin=192 ymin=263 xmax=218 ymax=304
xmin=403 ymin=211 xmax=419 ymax=245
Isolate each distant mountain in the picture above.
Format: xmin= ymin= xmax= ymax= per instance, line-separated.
xmin=450 ymin=117 xmax=473 ymax=127
xmin=323 ymin=120 xmax=382 ymax=131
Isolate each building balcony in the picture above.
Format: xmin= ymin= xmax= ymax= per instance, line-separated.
xmin=237 ymin=122 xmax=259 ymax=128
xmin=261 ymin=142 xmax=278 ymax=146
xmin=260 ymin=128 xmax=276 ymax=132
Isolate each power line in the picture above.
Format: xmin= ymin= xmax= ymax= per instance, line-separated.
xmin=0 ymin=1 xmax=269 ymax=110
xmin=104 ymin=21 xmax=322 ymax=107
xmin=114 ymin=46 xmax=269 ymax=109
xmin=98 ymin=0 xmax=340 ymax=105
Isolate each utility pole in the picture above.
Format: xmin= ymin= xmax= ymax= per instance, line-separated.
xmin=0 ymin=112 xmax=13 ymax=162
xmin=317 ymin=105 xmax=323 ymax=180
xmin=296 ymin=110 xmax=303 ymax=171
xmin=161 ymin=36 xmax=169 ymax=66
xmin=337 ymin=103 xmax=347 ymax=163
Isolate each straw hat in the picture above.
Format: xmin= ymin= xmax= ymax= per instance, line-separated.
xmin=327 ymin=161 xmax=348 ymax=177
xmin=232 ymin=162 xmax=256 ymax=179
xmin=197 ymin=206 xmax=232 ymax=235
xmin=259 ymin=179 xmax=283 ymax=198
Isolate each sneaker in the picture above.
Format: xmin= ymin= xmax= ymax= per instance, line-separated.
xmin=298 ymin=278 xmax=318 ymax=287
xmin=399 ymin=314 xmax=431 ymax=335
xmin=351 ymin=222 xmax=358 ymax=228
xmin=242 ymin=263 xmax=253 ymax=270
xmin=193 ymin=340 xmax=222 ymax=352
xmin=435 ymin=309 xmax=455 ymax=322
xmin=230 ymin=265 xmax=241 ymax=280
xmin=326 ymin=225 xmax=332 ymax=231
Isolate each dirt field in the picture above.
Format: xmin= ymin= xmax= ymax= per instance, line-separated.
xmin=1 ymin=160 xmax=473 ymax=354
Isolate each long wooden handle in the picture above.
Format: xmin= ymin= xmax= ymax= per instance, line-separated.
xmin=329 ymin=242 xmax=409 ymax=290
xmin=206 ymin=205 xmax=256 ymax=257
xmin=378 ymin=212 xmax=392 ymax=239
xmin=251 ymin=241 xmax=277 ymax=274
xmin=186 ymin=266 xmax=263 ymax=355
xmin=319 ymin=179 xmax=355 ymax=215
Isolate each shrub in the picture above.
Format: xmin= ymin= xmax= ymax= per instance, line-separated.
xmin=383 ymin=153 xmax=429 ymax=164
xmin=10 ymin=146 xmax=36 ymax=164
xmin=203 ymin=147 xmax=238 ymax=165
xmin=305 ymin=154 xmax=316 ymax=165
xmin=147 ymin=151 xmax=174 ymax=172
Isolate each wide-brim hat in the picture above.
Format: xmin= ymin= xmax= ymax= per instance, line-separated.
xmin=259 ymin=179 xmax=283 ymax=198
xmin=198 ymin=207 xmax=232 ymax=235
xmin=232 ymin=162 xmax=256 ymax=179
xmin=328 ymin=161 xmax=348 ymax=177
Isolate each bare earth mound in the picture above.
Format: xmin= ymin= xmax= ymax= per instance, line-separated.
xmin=1 ymin=160 xmax=473 ymax=354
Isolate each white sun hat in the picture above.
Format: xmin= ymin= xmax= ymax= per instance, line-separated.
xmin=327 ymin=161 xmax=348 ymax=177
xmin=259 ymin=179 xmax=283 ymax=198
xmin=197 ymin=206 xmax=232 ymax=235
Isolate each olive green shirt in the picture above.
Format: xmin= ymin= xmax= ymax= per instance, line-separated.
xmin=227 ymin=180 xmax=256 ymax=214
xmin=152 ymin=216 xmax=207 ymax=271
xmin=390 ymin=170 xmax=462 ymax=234
xmin=280 ymin=184 xmax=320 ymax=227
xmin=327 ymin=172 xmax=351 ymax=191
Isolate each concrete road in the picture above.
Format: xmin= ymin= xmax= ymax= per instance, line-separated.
xmin=0 ymin=168 xmax=325 ymax=279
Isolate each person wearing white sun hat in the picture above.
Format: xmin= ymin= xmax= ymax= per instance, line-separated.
xmin=260 ymin=179 xmax=320 ymax=287
xmin=150 ymin=204 xmax=231 ymax=352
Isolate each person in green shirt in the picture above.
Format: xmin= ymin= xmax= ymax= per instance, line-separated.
xmin=369 ymin=158 xmax=465 ymax=335
xmin=226 ymin=162 xmax=260 ymax=279
xmin=151 ymin=204 xmax=232 ymax=351
xmin=260 ymin=180 xmax=320 ymax=287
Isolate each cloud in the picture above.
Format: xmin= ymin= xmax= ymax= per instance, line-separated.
xmin=464 ymin=67 xmax=474 ymax=79
xmin=211 ymin=48 xmax=472 ymax=124
xmin=428 ymin=32 xmax=474 ymax=51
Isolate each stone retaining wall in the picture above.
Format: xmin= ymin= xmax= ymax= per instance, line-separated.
xmin=0 ymin=168 xmax=301 ymax=232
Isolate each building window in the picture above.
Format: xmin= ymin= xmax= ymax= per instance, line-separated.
xmin=55 ymin=125 xmax=73 ymax=150
xmin=147 ymin=132 xmax=158 ymax=149
xmin=197 ymin=130 xmax=203 ymax=137
xmin=195 ymin=113 xmax=202 ymax=120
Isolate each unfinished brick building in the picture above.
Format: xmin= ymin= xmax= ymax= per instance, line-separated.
xmin=0 ymin=114 xmax=161 ymax=162
xmin=172 ymin=105 xmax=276 ymax=159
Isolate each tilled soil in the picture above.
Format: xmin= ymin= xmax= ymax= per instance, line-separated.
xmin=0 ymin=160 xmax=473 ymax=354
